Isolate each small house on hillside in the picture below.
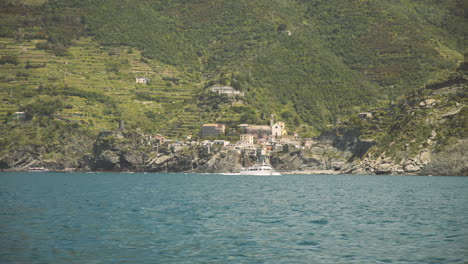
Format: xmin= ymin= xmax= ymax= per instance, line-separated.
xmin=211 ymin=85 xmax=244 ymax=97
xmin=358 ymin=112 xmax=373 ymax=119
xmin=135 ymin=76 xmax=150 ymax=84
xmin=152 ymin=134 xmax=166 ymax=144
xmin=13 ymin=112 xmax=25 ymax=120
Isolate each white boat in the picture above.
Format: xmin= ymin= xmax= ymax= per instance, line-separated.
xmin=239 ymin=163 xmax=281 ymax=176
xmin=28 ymin=166 xmax=49 ymax=172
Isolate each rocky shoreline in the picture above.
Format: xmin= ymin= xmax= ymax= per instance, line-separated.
xmin=2 ymin=128 xmax=465 ymax=176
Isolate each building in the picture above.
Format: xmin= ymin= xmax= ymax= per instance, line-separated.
xmin=201 ymin=140 xmax=212 ymax=146
xmin=246 ymin=125 xmax=271 ymax=138
xmin=13 ymin=112 xmax=25 ymax=120
xmin=213 ymin=140 xmax=230 ymax=146
xmin=201 ymin=124 xmax=225 ymax=138
xmin=152 ymin=134 xmax=166 ymax=144
xmin=271 ymin=122 xmax=287 ymax=138
xmin=135 ymin=77 xmax=150 ymax=84
xmin=239 ymin=134 xmax=254 ymax=145
xmin=358 ymin=112 xmax=373 ymax=119
xmin=168 ymin=142 xmax=184 ymax=152
xmin=211 ymin=85 xmax=245 ymax=97
xmin=238 ymin=124 xmax=249 ymax=134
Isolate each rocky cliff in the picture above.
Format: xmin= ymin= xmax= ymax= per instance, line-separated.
xmin=88 ymin=131 xmax=243 ymax=173
xmin=340 ymin=70 xmax=467 ymax=176
xmin=86 ymin=127 xmax=376 ymax=174
xmin=0 ymin=123 xmax=94 ymax=172
xmin=270 ymin=128 xmax=374 ymax=173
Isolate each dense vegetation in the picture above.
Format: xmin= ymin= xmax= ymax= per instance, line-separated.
xmin=0 ymin=0 xmax=465 ymax=138
xmin=79 ymin=0 xmax=465 ymax=126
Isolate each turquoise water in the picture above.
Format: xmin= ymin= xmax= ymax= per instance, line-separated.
xmin=1 ymin=173 xmax=467 ymax=264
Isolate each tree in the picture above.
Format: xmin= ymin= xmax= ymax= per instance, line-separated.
xmin=0 ymin=55 xmax=19 ymax=65
xmin=22 ymin=95 xmax=64 ymax=117
xmin=14 ymin=27 xmax=24 ymax=42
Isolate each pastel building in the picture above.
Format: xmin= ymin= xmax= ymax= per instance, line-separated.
xmin=271 ymin=122 xmax=287 ymax=138
xmin=13 ymin=112 xmax=25 ymax=120
xmin=211 ymin=85 xmax=245 ymax=97
xmin=201 ymin=124 xmax=225 ymax=138
xmin=246 ymin=125 xmax=271 ymax=138
xmin=135 ymin=77 xmax=150 ymax=84
xmin=239 ymin=134 xmax=254 ymax=145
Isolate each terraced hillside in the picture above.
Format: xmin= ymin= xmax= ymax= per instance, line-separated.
xmin=0 ymin=36 xmax=206 ymax=135
xmin=1 ymin=0 xmax=465 ymax=135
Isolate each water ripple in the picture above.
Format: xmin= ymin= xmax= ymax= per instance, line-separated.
xmin=0 ymin=173 xmax=467 ymax=264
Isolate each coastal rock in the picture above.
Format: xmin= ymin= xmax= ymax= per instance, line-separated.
xmin=195 ymin=148 xmax=242 ymax=173
xmin=0 ymin=145 xmax=43 ymax=171
xmin=420 ymin=139 xmax=468 ymax=176
xmin=271 ymin=151 xmax=326 ymax=172
xmin=91 ymin=131 xmax=154 ymax=172
xmin=419 ymin=151 xmax=431 ymax=165
xmin=154 ymin=154 xmax=173 ymax=166
xmin=310 ymin=146 xmax=325 ymax=155
xmin=166 ymin=154 xmax=193 ymax=172
xmin=375 ymin=163 xmax=392 ymax=174
xmin=94 ymin=150 xmax=120 ymax=171
xmin=404 ymin=163 xmax=421 ymax=173
xmin=331 ymin=161 xmax=345 ymax=171
xmin=419 ymin=98 xmax=437 ymax=108
xmin=121 ymin=151 xmax=143 ymax=165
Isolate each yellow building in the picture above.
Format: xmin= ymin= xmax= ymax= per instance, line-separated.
xmin=240 ymin=134 xmax=254 ymax=145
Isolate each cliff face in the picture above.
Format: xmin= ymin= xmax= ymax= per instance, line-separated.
xmin=340 ymin=70 xmax=467 ymax=176
xmin=194 ymin=148 xmax=243 ymax=173
xmin=420 ymin=139 xmax=467 ymax=176
xmin=270 ymin=129 xmax=375 ymax=173
xmin=0 ymin=145 xmax=44 ymax=171
xmin=90 ymin=131 xmax=153 ymax=172
xmin=268 ymin=68 xmax=467 ymax=176
xmin=0 ymin=124 xmax=94 ymax=172
xmin=89 ymin=131 xmax=243 ymax=173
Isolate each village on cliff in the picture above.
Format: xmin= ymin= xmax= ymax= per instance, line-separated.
xmin=133 ymin=84 xmax=315 ymax=161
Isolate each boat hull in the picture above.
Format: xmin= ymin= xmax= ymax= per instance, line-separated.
xmin=239 ymin=172 xmax=281 ymax=176
xmin=239 ymin=164 xmax=281 ymax=176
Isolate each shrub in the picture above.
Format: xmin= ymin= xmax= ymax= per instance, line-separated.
xmin=0 ymin=55 xmax=19 ymax=65
xmin=162 ymin=76 xmax=180 ymax=84
xmin=25 ymin=61 xmax=47 ymax=69
xmin=35 ymin=41 xmax=48 ymax=50
xmin=22 ymin=95 xmax=64 ymax=117
xmin=35 ymin=41 xmax=67 ymax=56
xmin=16 ymin=72 xmax=30 ymax=78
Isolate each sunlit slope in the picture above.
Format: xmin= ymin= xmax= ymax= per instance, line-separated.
xmin=80 ymin=0 xmax=465 ymax=125
xmin=1 ymin=0 xmax=465 ymax=133
xmin=0 ymin=36 xmax=202 ymax=134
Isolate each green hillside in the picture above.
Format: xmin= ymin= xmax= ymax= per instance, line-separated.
xmin=0 ymin=0 xmax=466 ymax=137
xmin=80 ymin=0 xmax=465 ymax=125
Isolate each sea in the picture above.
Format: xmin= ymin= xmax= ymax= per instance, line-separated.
xmin=0 ymin=172 xmax=467 ymax=264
